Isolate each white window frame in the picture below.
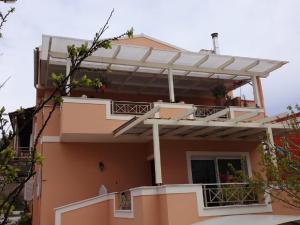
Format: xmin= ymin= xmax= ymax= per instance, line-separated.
xmin=186 ymin=151 xmax=253 ymax=184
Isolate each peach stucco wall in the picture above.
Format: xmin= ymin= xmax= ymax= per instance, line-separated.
xmin=37 ymin=142 xmax=151 ymax=225
xmin=60 ymin=103 xmax=125 ymax=135
xmin=112 ymin=36 xmax=179 ymax=51
xmin=61 ymin=201 xmax=109 ymax=225
xmin=33 ymin=138 xmax=263 ymax=225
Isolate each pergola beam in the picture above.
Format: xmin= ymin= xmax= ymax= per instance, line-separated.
xmin=49 ymin=51 xmax=269 ymax=77
xmin=255 ymin=112 xmax=289 ymax=124
xmin=114 ymin=106 xmax=160 ymax=137
xmin=198 ymin=108 xmax=230 ymax=122
xmin=162 ymin=126 xmax=194 ymax=137
xmin=227 ymin=112 xmax=259 ymax=123
xmin=144 ymin=118 xmax=288 ymax=129
xmin=207 ymin=127 xmax=246 ymax=138
xmin=185 ymin=126 xmax=221 ymax=137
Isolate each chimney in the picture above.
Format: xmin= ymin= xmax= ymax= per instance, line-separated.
xmin=211 ymin=33 xmax=220 ymax=54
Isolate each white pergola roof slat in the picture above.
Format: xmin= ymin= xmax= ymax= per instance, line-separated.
xmin=41 ymin=35 xmax=288 ymax=79
xmin=113 ymin=106 xmax=290 ymax=140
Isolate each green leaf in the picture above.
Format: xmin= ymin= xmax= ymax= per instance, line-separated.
xmin=127 ymin=27 xmax=134 ymax=38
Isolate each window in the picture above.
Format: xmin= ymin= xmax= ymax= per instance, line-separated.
xmin=187 ymin=152 xmax=251 ymax=184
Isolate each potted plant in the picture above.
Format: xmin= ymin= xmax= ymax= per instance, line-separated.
xmin=211 ymin=84 xmax=227 ymax=106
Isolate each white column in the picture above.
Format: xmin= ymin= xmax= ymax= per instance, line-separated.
xmin=168 ymin=68 xmax=175 ymax=102
xmin=251 ymin=76 xmax=261 ymax=108
xmin=266 ymin=127 xmax=277 ymax=166
xmin=266 ymin=127 xmax=275 ymax=147
xmin=66 ymin=58 xmax=71 ymax=96
xmin=152 ymin=123 xmax=162 ymax=185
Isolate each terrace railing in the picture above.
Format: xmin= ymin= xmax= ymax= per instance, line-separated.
xmin=202 ymin=183 xmax=260 ymax=207
xmin=194 ymin=105 xmax=228 ymax=119
xmin=16 ymin=147 xmax=32 ymax=159
xmin=111 ymin=101 xmax=229 ymax=119
xmin=111 ymin=101 xmax=153 ymax=115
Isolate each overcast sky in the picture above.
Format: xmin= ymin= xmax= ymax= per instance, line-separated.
xmin=0 ymin=0 xmax=299 ymax=115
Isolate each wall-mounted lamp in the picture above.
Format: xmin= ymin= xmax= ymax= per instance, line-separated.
xmin=98 ymin=161 xmax=105 ymax=172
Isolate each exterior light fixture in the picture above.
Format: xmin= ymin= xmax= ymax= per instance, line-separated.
xmin=98 ymin=161 xmax=104 ymax=172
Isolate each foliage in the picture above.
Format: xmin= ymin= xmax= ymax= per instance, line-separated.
xmin=0 ymin=8 xmax=134 ymax=225
xmin=211 ymin=83 xmax=227 ymax=99
xmin=0 ymin=6 xmax=14 ymax=38
xmin=16 ymin=212 xmax=31 ymax=225
xmin=232 ymin=105 xmax=300 ymax=208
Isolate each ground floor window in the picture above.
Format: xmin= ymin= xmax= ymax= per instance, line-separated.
xmin=187 ymin=152 xmax=251 ymax=184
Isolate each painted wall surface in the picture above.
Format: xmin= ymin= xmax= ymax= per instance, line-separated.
xmin=61 ymin=201 xmax=109 ymax=225
xmin=34 ymin=139 xmax=263 ymax=225
xmin=37 ymin=142 xmax=151 ymax=225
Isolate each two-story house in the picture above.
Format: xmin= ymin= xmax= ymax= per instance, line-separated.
xmin=28 ymin=33 xmax=300 ymax=225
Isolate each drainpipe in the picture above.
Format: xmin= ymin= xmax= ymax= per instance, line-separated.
xmin=211 ymin=33 xmax=220 ymax=54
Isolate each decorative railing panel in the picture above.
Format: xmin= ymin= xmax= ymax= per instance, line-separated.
xmin=112 ymin=101 xmax=153 ymax=115
xmin=17 ymin=147 xmax=32 ymax=159
xmin=116 ymin=190 xmax=132 ymax=210
xmin=202 ymin=183 xmax=260 ymax=207
xmin=194 ymin=105 xmax=228 ymax=118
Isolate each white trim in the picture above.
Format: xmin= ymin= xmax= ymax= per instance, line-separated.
xmin=41 ymin=136 xmax=60 ymax=143
xmin=186 ymin=151 xmax=253 ymax=184
xmin=153 ymin=101 xmax=194 ymax=109
xmin=229 ymin=106 xmax=264 ymax=113
xmin=130 ymin=184 xmax=271 ymax=216
xmin=54 ymin=184 xmax=272 ymax=225
xmin=54 ymin=193 xmax=115 ymax=225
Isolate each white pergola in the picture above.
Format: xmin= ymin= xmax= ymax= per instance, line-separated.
xmin=113 ymin=105 xmax=293 ymax=184
xmin=40 ymin=35 xmax=288 ymax=105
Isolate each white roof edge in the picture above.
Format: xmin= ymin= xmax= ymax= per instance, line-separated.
xmin=41 ymin=34 xmax=288 ymax=64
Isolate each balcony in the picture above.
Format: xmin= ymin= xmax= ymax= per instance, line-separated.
xmin=111 ymin=100 xmax=230 ymax=118
xmin=60 ymin=97 xmax=269 ymax=142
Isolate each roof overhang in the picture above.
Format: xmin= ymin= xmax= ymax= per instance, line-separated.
xmin=113 ymin=106 xmax=292 ymax=141
xmin=39 ymin=35 xmax=288 ymax=97
xmin=41 ymin=35 xmax=288 ymax=80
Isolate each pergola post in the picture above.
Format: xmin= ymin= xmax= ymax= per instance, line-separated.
xmin=266 ymin=127 xmax=275 ymax=147
xmin=66 ymin=58 xmax=71 ymax=96
xmin=152 ymin=123 xmax=162 ymax=185
xmin=168 ymin=68 xmax=175 ymax=102
xmin=251 ymin=76 xmax=261 ymax=108
xmin=266 ymin=127 xmax=277 ymax=166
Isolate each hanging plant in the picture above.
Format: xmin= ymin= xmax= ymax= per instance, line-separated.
xmin=211 ymin=84 xmax=227 ymax=99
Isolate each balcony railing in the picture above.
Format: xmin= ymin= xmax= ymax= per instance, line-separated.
xmin=111 ymin=101 xmax=153 ymax=115
xmin=194 ymin=105 xmax=228 ymax=118
xmin=202 ymin=183 xmax=260 ymax=207
xmin=116 ymin=190 xmax=132 ymax=210
xmin=16 ymin=147 xmax=32 ymax=159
